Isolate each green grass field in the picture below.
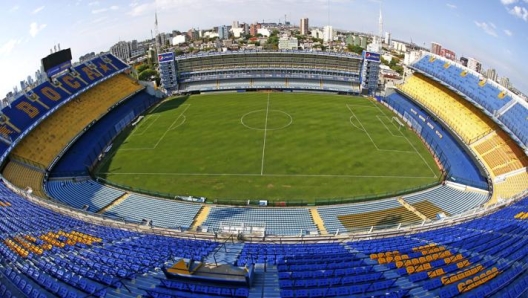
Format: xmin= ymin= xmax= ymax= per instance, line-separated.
xmin=95 ymin=92 xmax=441 ymax=204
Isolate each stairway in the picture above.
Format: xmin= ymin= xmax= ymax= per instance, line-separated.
xmin=248 ymin=264 xmax=281 ymax=298
xmin=190 ymin=205 xmax=211 ymax=231
xmin=97 ymin=192 xmax=130 ymax=214
xmin=309 ymin=208 xmax=328 ymax=235
xmin=397 ymin=197 xmax=428 ymax=221
xmin=204 ymin=242 xmax=245 ymax=265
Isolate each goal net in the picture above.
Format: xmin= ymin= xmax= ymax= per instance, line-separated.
xmin=391 ymin=117 xmax=405 ymax=130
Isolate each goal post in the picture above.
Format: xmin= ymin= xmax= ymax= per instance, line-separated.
xmin=391 ymin=117 xmax=405 ymax=130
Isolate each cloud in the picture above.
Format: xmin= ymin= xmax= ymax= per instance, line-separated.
xmin=92 ymin=5 xmax=119 ymax=14
xmin=504 ymin=29 xmax=513 ymax=36
xmin=0 ymin=39 xmax=21 ymax=56
xmin=8 ymin=5 xmax=20 ymax=12
xmin=500 ymin=0 xmax=517 ymax=4
xmin=474 ymin=21 xmax=498 ymax=37
xmin=446 ymin=3 xmax=457 ymax=9
xmin=509 ymin=5 xmax=528 ymax=21
xmin=88 ymin=1 xmax=100 ymax=6
xmin=29 ymin=22 xmax=47 ymax=37
xmin=474 ymin=21 xmax=498 ymax=36
xmin=32 ymin=6 xmax=45 ymax=14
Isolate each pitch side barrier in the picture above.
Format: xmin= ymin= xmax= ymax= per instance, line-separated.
xmin=95 ymin=177 xmax=440 ymax=207
xmin=4 ymin=176 xmax=524 ymax=244
xmin=0 ymin=54 xmax=129 ymax=164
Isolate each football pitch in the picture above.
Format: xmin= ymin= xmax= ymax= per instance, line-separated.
xmin=95 ymin=92 xmax=441 ymax=204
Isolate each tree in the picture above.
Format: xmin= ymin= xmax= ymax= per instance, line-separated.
xmin=346 ymin=44 xmax=364 ymax=55
xmin=138 ymin=69 xmax=158 ymax=81
xmin=136 ymin=64 xmax=149 ymax=73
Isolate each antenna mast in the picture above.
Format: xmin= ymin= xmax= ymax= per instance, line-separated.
xmin=154 ymin=11 xmax=161 ymax=56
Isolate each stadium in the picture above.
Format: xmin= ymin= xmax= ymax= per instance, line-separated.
xmin=0 ymin=44 xmax=526 ymax=298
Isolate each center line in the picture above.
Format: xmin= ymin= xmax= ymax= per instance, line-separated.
xmin=261 ymin=93 xmax=270 ymax=175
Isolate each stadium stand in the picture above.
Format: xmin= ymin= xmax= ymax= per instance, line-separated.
xmin=1 ymin=161 xmax=46 ymax=197
xmin=9 ymin=74 xmax=142 ymax=167
xmin=411 ymin=54 xmax=513 ymax=115
xmin=471 ymin=132 xmax=528 ymax=176
xmin=0 ymin=181 xmax=220 ymax=298
xmin=50 ymin=90 xmax=160 ymax=176
xmin=499 ymin=102 xmax=528 ymax=147
xmin=382 ymin=92 xmax=487 ymax=188
xmin=397 ymin=73 xmax=527 ymax=203
xmin=492 ymin=171 xmax=528 ymax=200
xmin=411 ymin=53 xmax=528 ymax=148
xmin=318 ymin=185 xmax=489 ymax=234
xmin=398 ymin=74 xmax=493 ymax=144
xmin=102 ymin=193 xmax=202 ymax=229
xmin=202 ymin=207 xmax=317 ymax=236
xmin=176 ymin=51 xmax=362 ymax=93
xmin=0 ymin=50 xmax=526 ymax=297
xmin=46 ymin=180 xmax=125 ymax=212
xmin=0 ymin=54 xmax=128 ymax=150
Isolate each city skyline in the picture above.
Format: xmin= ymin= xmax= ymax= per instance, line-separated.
xmin=0 ymin=0 xmax=527 ymax=96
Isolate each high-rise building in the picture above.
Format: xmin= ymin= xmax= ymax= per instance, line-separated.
xmin=486 ymin=68 xmax=498 ymax=82
xmin=499 ymin=77 xmax=511 ymax=89
xmin=440 ymin=48 xmax=456 ymax=61
xmin=431 ymin=42 xmax=442 ymax=55
xmin=249 ymin=23 xmax=261 ymax=37
xmin=360 ymin=36 xmax=367 ymax=48
xmin=323 ymin=25 xmax=333 ymax=43
xmin=384 ymin=32 xmax=391 ymax=45
xmin=218 ymin=25 xmax=229 ymax=40
xmin=300 ymin=18 xmax=309 ymax=35
xmin=232 ymin=21 xmax=239 ymax=29
xmin=187 ymin=28 xmax=199 ymax=40
xmin=110 ymin=41 xmax=131 ymax=62
xmin=346 ymin=35 xmax=355 ymax=45
xmin=467 ymin=57 xmax=482 ymax=73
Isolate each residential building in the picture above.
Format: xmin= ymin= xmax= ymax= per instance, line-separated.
xmin=110 ymin=41 xmax=131 ymax=62
xmin=218 ymin=25 xmax=229 ymax=40
xmin=300 ymin=18 xmax=309 ymax=35
xmin=431 ymin=42 xmax=442 ymax=55
xmin=278 ymin=37 xmax=298 ymax=50
xmin=467 ymin=57 xmax=482 ymax=73
xmin=323 ymin=25 xmax=333 ymax=43
xmin=486 ymin=68 xmax=498 ymax=82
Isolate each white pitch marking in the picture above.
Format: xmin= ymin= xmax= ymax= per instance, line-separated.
xmin=347 ymin=104 xmax=380 ymax=150
xmin=130 ymin=114 xmax=160 ymax=137
xmin=122 ymin=104 xmax=190 ymax=150
xmin=261 ymin=94 xmax=270 ymax=175
xmin=396 ymin=126 xmax=439 ymax=178
xmin=153 ymin=104 xmax=191 ymax=149
xmin=347 ymin=104 xmax=415 ymax=153
xmin=376 ymin=115 xmax=404 ymax=138
xmin=102 ymin=172 xmax=437 ymax=179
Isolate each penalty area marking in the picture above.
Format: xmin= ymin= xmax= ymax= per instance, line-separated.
xmin=346 ymin=104 xmax=414 ymax=153
xmin=121 ymin=104 xmax=190 ymax=151
xmin=130 ymin=114 xmax=160 ymax=137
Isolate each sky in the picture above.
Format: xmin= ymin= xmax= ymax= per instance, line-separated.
xmin=0 ymin=0 xmax=527 ymax=96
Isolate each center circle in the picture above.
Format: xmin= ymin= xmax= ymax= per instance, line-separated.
xmin=241 ymin=110 xmax=293 ymax=131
